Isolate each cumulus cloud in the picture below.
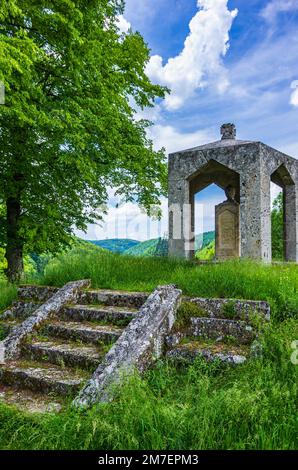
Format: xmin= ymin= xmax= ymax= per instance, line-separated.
xmin=290 ymin=80 xmax=298 ymax=106
xmin=260 ymin=0 xmax=298 ymax=23
xmin=116 ymin=15 xmax=131 ymax=34
xmin=145 ymin=0 xmax=238 ymax=110
xmin=148 ymin=124 xmax=216 ymax=155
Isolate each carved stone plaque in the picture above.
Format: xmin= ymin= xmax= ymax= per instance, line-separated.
xmin=215 ymin=202 xmax=239 ymax=259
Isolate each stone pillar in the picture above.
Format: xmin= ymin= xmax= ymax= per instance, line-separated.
xmin=283 ymin=185 xmax=298 ymax=262
xmin=215 ymin=201 xmax=240 ymax=260
xmin=239 ymin=172 xmax=271 ymax=262
xmin=168 ymin=179 xmax=192 ymax=259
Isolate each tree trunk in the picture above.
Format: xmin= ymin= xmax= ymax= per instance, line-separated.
xmin=5 ymin=195 xmax=24 ymax=283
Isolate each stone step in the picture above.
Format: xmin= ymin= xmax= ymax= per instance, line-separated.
xmin=188 ymin=317 xmax=255 ymax=344
xmin=0 ymin=319 xmax=22 ymax=339
xmin=18 ymin=285 xmax=59 ymax=302
xmin=77 ymin=289 xmax=149 ymax=309
xmin=0 ymin=361 xmax=87 ymax=396
xmin=0 ymin=384 xmax=63 ymax=414
xmin=22 ymin=340 xmax=102 ymax=370
xmin=184 ymin=298 xmax=270 ymax=321
xmin=167 ymin=340 xmax=249 ymax=366
xmin=43 ymin=321 xmax=123 ymax=345
xmin=61 ymin=304 xmax=138 ymax=324
xmin=18 ymin=285 xmax=149 ymax=309
xmin=2 ymin=301 xmax=41 ymax=320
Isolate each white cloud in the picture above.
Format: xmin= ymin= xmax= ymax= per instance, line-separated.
xmin=116 ymin=15 xmax=131 ymax=34
xmin=77 ymin=197 xmax=168 ymax=241
xmin=260 ymin=0 xmax=298 ymax=23
xmin=145 ymin=0 xmax=237 ymax=110
xmin=148 ymin=124 xmax=216 ymax=154
xmin=290 ymin=80 xmax=298 ymax=106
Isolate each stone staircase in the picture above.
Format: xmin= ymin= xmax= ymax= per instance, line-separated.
xmin=0 ymin=285 xmax=148 ymax=413
xmin=166 ymin=298 xmax=270 ymax=365
xmin=0 ymin=285 xmax=270 ymax=412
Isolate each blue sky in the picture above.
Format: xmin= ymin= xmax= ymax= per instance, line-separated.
xmin=77 ymin=0 xmax=298 ymax=241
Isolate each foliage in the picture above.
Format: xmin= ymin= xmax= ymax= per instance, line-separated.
xmin=88 ymin=239 xmax=140 ymax=253
xmin=222 ymin=300 xmax=237 ymax=319
xmin=124 ymin=237 xmax=168 ymax=256
xmin=123 ymin=232 xmax=215 ymax=258
xmin=0 ymin=247 xmax=37 ymax=277
xmin=0 ymin=0 xmax=168 ymax=280
xmin=174 ymin=301 xmax=206 ymax=330
xmin=271 ymin=193 xmax=283 ymax=260
xmin=196 ymin=240 xmax=215 ymax=260
xmin=195 ymin=230 xmax=215 ymax=251
xmin=0 ymin=279 xmax=17 ymax=312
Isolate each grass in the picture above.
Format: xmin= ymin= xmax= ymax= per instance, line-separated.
xmin=32 ymin=249 xmax=298 ymax=322
xmin=0 ymin=279 xmax=17 ymax=313
xmin=0 ymin=249 xmax=297 ymax=450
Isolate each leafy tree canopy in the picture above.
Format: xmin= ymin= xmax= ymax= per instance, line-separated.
xmin=0 ymin=0 xmax=168 ymax=280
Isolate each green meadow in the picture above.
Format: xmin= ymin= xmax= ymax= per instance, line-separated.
xmin=0 ymin=249 xmax=297 ymax=450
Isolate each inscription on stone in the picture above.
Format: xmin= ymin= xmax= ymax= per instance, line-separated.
xmin=215 ymin=202 xmax=239 ymax=259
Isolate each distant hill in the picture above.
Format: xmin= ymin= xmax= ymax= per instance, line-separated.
xmin=124 ymin=238 xmax=168 ymax=257
xmin=87 ymin=239 xmax=140 ymax=253
xmin=123 ymin=231 xmax=215 ymax=257
xmin=195 ymin=231 xmax=215 ymax=251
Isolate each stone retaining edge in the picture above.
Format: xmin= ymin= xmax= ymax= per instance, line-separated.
xmin=73 ymin=284 xmax=182 ymax=408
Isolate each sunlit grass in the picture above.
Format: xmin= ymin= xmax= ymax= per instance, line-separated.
xmin=0 ymin=249 xmax=297 ymax=450
xmin=33 ymin=248 xmax=298 ymax=322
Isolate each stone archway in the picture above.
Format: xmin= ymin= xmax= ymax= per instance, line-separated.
xmin=188 ymin=160 xmax=240 ymax=260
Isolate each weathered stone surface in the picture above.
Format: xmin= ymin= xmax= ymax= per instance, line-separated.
xmin=1 ymin=301 xmax=40 ymax=320
xmin=188 ymin=317 xmax=255 ymax=344
xmin=167 ymin=342 xmax=248 ymax=365
xmin=77 ymin=289 xmax=149 ymax=309
xmin=184 ymin=297 xmax=270 ymax=321
xmin=0 ymin=361 xmax=87 ymax=395
xmin=0 ymin=384 xmax=63 ymax=413
xmin=23 ymin=340 xmax=102 ymax=369
xmin=168 ymin=124 xmax=298 ymax=262
xmin=18 ymin=285 xmax=59 ymax=302
xmin=215 ymin=201 xmax=239 ymax=260
xmin=61 ymin=305 xmax=137 ymax=323
xmin=44 ymin=321 xmax=123 ymax=345
xmin=0 ymin=319 xmax=21 ymax=338
xmin=1 ymin=279 xmax=90 ymax=361
xmin=73 ymin=285 xmax=182 ymax=407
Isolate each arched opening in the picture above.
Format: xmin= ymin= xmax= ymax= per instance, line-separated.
xmin=188 ymin=160 xmax=240 ymax=260
xmin=194 ymin=184 xmax=226 ymax=260
xmin=271 ymin=164 xmax=296 ymax=261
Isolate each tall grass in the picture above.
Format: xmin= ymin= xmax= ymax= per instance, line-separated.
xmin=0 ymin=249 xmax=297 ymax=450
xmin=35 ymin=248 xmax=298 ymax=321
xmin=0 ymin=279 xmax=17 ymax=312
xmin=0 ymin=319 xmax=296 ymax=450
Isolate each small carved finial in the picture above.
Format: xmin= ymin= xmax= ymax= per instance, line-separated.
xmin=221 ymin=123 xmax=236 ymax=140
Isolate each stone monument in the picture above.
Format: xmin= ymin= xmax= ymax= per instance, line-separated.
xmin=215 ymin=185 xmax=239 ymax=260
xmin=168 ymin=123 xmax=298 ymax=263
